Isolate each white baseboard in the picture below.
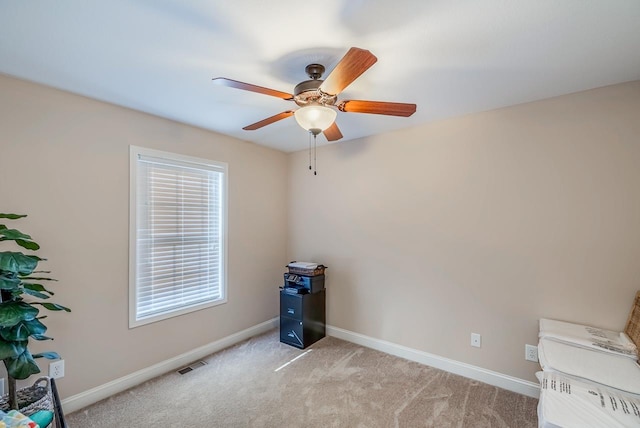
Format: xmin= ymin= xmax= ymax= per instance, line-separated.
xmin=62 ymin=317 xmax=279 ymax=414
xmin=327 ymin=325 xmax=540 ymax=399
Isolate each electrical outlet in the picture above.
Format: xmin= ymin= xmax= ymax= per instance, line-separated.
xmin=471 ymin=333 xmax=482 ymax=348
xmin=525 ymin=344 xmax=538 ymax=362
xmin=49 ymin=359 xmax=65 ymax=379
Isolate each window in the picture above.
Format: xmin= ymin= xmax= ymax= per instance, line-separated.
xmin=129 ymin=146 xmax=227 ymax=327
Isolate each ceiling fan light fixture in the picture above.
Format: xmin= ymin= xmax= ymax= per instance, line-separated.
xmin=294 ymin=105 xmax=337 ymax=135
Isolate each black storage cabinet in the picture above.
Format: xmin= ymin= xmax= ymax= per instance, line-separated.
xmin=280 ymin=289 xmax=326 ymax=349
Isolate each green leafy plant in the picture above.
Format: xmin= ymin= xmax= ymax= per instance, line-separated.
xmin=0 ymin=213 xmax=70 ymax=409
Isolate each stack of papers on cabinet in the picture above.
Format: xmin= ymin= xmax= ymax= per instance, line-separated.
xmin=539 ymin=318 xmax=637 ymax=359
xmin=537 ymin=371 xmax=640 ymax=428
xmin=287 ymin=262 xmax=318 ymax=269
xmin=538 ymin=337 xmax=640 ymax=395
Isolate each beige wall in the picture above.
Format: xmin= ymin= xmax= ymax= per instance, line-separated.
xmin=288 ymin=81 xmax=640 ymax=382
xmin=0 ymin=74 xmax=288 ymax=398
xmin=2 ymin=72 xmax=639 ymax=401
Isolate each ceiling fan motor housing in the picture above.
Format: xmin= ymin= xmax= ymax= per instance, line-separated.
xmin=294 ymin=79 xmax=337 ymax=107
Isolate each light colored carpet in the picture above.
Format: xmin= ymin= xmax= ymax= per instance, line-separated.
xmin=67 ymin=330 xmax=538 ymax=427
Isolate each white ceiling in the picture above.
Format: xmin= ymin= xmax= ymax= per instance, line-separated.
xmin=1 ymin=1 xmax=639 ymax=152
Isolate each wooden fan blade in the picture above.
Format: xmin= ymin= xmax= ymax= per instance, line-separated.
xmin=319 ymin=47 xmax=378 ymax=96
xmin=338 ymin=100 xmax=416 ymax=117
xmin=212 ymin=77 xmax=293 ymax=100
xmin=243 ymin=111 xmax=295 ymax=130
xmin=323 ymin=122 xmax=343 ymax=141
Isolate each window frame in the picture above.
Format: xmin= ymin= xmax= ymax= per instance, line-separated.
xmin=129 ymin=146 xmax=228 ymax=328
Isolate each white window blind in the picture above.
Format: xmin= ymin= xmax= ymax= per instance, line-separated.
xmin=130 ymin=147 xmax=227 ymax=327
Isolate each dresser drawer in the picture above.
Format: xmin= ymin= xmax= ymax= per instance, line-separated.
xmin=280 ymin=293 xmax=303 ymax=319
xmin=280 ymin=316 xmax=304 ymax=348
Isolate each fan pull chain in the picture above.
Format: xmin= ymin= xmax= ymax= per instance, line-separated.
xmin=308 ymin=132 xmax=312 ymax=170
xmin=313 ymin=133 xmax=317 ymax=176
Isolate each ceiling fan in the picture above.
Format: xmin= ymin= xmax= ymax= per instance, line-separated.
xmin=212 ymin=47 xmax=417 ymax=142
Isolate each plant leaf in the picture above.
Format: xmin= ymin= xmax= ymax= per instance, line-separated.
xmin=0 ymin=228 xmax=40 ymax=251
xmin=32 ymin=302 xmax=71 ymax=312
xmin=0 ymin=339 xmax=23 ymax=359
xmin=23 ymin=283 xmax=54 ymax=296
xmin=32 ymin=351 xmax=59 ymax=359
xmin=0 ymin=252 xmax=39 ymax=275
xmin=1 ymin=318 xmax=48 ymax=341
xmin=15 ymin=239 xmax=40 ymax=251
xmin=0 ymin=214 xmax=27 ymax=220
xmin=10 ymin=289 xmax=24 ymax=299
xmin=6 ymin=349 xmax=41 ymax=379
xmin=0 ymin=323 xmax=29 ymax=341
xmin=21 ymin=288 xmax=50 ymax=299
xmin=19 ymin=277 xmax=57 ymax=282
xmin=0 ymin=274 xmax=20 ymax=290
xmin=25 ymin=318 xmax=47 ymax=335
xmin=0 ymin=229 xmax=32 ymax=240
xmin=0 ymin=301 xmax=40 ymax=327
xmin=31 ymin=334 xmax=53 ymax=341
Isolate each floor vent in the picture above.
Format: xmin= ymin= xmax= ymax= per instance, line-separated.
xmin=177 ymin=360 xmax=208 ymax=375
